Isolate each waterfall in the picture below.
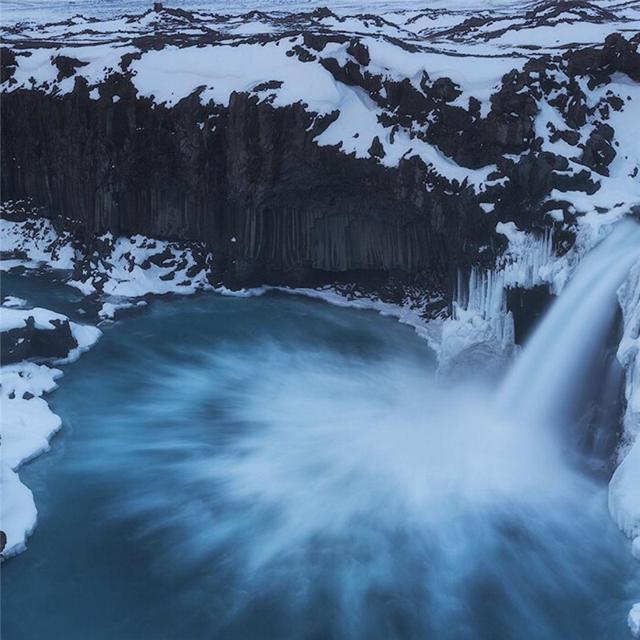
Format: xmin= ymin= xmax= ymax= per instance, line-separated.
xmin=499 ymin=219 xmax=640 ymax=431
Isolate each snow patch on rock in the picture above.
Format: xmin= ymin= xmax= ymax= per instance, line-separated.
xmin=68 ymin=233 xmax=213 ymax=298
xmin=0 ymin=216 xmax=75 ymax=271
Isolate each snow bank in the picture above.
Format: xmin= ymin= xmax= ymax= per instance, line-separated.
xmin=1 ymin=218 xmax=213 ymax=302
xmin=130 ymin=41 xmax=340 ymax=110
xmin=1 ymin=304 xmax=101 ymax=558
xmin=68 ymin=234 xmax=212 ymax=298
xmin=1 ymin=296 xmax=27 ymax=308
xmin=605 ymin=254 xmax=640 ymax=637
xmin=0 ymin=306 xmax=70 ymax=332
xmin=0 ymin=363 xmax=63 ymax=558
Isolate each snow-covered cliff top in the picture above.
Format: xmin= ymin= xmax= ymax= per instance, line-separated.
xmin=2 ymin=1 xmax=640 ymax=208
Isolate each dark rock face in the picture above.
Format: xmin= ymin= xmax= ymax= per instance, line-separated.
xmin=1 ymin=9 xmax=639 ymax=302
xmin=0 ymin=82 xmax=498 ymax=296
xmin=1 ymin=316 xmax=77 ymax=364
xmin=506 ymin=285 xmax=555 ymax=345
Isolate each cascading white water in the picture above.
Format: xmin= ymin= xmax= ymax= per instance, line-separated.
xmin=499 ymin=219 xmax=640 ymax=429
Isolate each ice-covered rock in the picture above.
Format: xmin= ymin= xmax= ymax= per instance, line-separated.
xmin=609 ymin=257 xmax=640 ymax=539
xmin=629 ymin=603 xmax=640 ymax=638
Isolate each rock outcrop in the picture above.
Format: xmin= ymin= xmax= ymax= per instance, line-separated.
xmin=1 ymin=308 xmax=79 ymax=364
xmin=1 ymin=315 xmax=77 ymax=364
xmin=1 ymin=1 xmax=639 ymax=304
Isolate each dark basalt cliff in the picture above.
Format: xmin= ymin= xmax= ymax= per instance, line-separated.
xmin=2 ymin=3 xmax=640 ymax=303
xmin=2 ymin=87 xmax=491 ymax=295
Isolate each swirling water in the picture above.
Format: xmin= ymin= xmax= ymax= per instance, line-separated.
xmin=1 ymin=272 xmax=639 ymax=639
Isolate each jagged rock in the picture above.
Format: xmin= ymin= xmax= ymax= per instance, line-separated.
xmin=52 ymin=56 xmax=89 ymax=82
xmin=1 ymin=316 xmax=77 ymax=364
xmin=0 ymin=47 xmax=16 ymax=84
xmin=430 ymin=77 xmax=462 ymax=103
xmin=368 ymin=136 xmax=385 ymax=159
xmin=580 ymin=124 xmax=616 ymax=175
xmin=346 ymin=40 xmax=370 ymax=66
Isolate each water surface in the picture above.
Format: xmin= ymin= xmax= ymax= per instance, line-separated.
xmin=2 ymin=273 xmax=638 ymax=639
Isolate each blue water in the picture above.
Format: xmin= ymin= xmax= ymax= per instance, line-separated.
xmin=1 ymin=272 xmax=639 ymax=639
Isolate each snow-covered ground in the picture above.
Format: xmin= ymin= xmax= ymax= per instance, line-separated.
xmin=3 ymin=1 xmax=639 ymax=201
xmin=0 ymin=0 xmax=596 ymax=26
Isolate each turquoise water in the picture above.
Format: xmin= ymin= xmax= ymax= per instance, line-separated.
xmin=2 ymin=273 xmax=639 ymax=639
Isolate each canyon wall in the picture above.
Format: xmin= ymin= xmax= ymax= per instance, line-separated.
xmin=2 ymin=3 xmax=639 ymax=301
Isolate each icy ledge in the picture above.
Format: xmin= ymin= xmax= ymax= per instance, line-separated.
xmin=609 ymin=255 xmax=640 ymax=636
xmin=0 ymin=304 xmax=101 ymax=558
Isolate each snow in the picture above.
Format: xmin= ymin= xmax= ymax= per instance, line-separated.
xmin=630 ymin=603 xmax=640 ymax=638
xmin=0 ymin=306 xmax=70 ymax=332
xmin=4 ymin=1 xmax=638 ymax=192
xmin=364 ymin=37 xmax=527 ymax=107
xmin=606 ymin=254 xmax=640 ymax=638
xmin=1 ymin=466 xmax=37 ymax=560
xmin=8 ymin=43 xmax=136 ymax=97
xmin=0 ymin=363 xmax=63 ymax=558
xmin=68 ymin=234 xmax=212 ymax=298
xmin=98 ymin=299 xmax=147 ymax=321
xmin=2 ymin=296 xmax=27 ymax=308
xmin=1 ymin=218 xmax=214 ymax=301
xmin=0 ymin=216 xmax=75 ymax=270
xmin=1 ymin=363 xmax=63 ymax=469
xmin=1 ymin=302 xmax=101 ymax=558
xmin=129 ymin=41 xmax=341 ymax=110
xmin=491 ymin=21 xmax=634 ymax=48
xmin=538 ymin=75 xmax=640 ymax=219
xmin=63 ymin=322 xmax=102 ymax=364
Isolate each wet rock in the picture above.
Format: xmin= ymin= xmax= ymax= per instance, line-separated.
xmin=1 ymin=316 xmax=77 ymax=364
xmin=506 ymin=284 xmax=555 ymax=345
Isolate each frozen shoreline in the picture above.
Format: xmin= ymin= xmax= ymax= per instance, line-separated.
xmin=0 ymin=304 xmax=101 ymax=558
